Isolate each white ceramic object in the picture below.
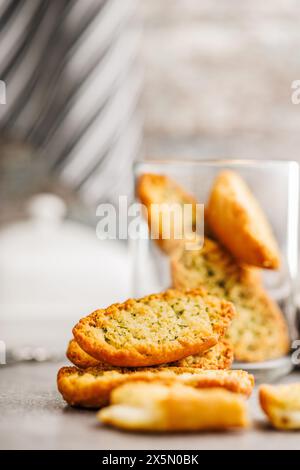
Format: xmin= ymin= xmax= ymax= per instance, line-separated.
xmin=0 ymin=194 xmax=130 ymax=351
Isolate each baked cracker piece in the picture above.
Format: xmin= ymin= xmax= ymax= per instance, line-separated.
xmin=72 ymin=288 xmax=235 ymax=367
xmin=259 ymin=383 xmax=300 ymax=430
xmin=227 ymin=282 xmax=289 ymax=362
xmin=137 ymin=173 xmax=199 ymax=255
xmin=98 ymin=382 xmax=249 ymax=431
xmin=207 ymin=170 xmax=280 ymax=269
xmin=57 ymin=366 xmax=254 ymax=408
xmin=171 ymin=238 xmax=289 ymax=362
xmin=67 ymin=338 xmax=233 ymax=370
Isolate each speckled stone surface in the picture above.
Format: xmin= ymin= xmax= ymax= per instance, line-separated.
xmin=0 ymin=361 xmax=299 ymax=450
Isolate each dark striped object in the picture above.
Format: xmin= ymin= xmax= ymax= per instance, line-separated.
xmin=0 ymin=0 xmax=141 ymax=204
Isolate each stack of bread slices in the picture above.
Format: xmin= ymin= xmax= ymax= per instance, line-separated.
xmin=57 ymin=170 xmax=290 ymax=432
xmin=58 ymin=287 xmax=255 ymax=430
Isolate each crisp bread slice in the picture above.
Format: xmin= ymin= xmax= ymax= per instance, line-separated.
xmin=207 ymin=170 xmax=280 ymax=269
xmin=67 ymin=337 xmax=233 ymax=370
xmin=171 ymin=238 xmax=289 ymax=362
xmin=57 ymin=366 xmax=254 ymax=408
xmin=72 ymin=288 xmax=235 ymax=367
xmin=98 ymin=382 xmax=249 ymax=431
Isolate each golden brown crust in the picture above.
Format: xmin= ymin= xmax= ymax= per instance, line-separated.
xmin=57 ymin=366 xmax=254 ymax=408
xmin=259 ymin=384 xmax=300 ymax=430
xmin=136 ymin=173 xmax=198 ymax=255
xmin=67 ymin=338 xmax=233 ymax=370
xmin=66 ymin=339 xmax=108 ymax=369
xmin=171 ymin=238 xmax=289 ymax=362
xmin=57 ymin=366 xmax=133 ymax=408
xmin=73 ymin=288 xmax=235 ymax=367
xmin=172 ymin=339 xmax=233 ymax=369
xmin=179 ymin=368 xmax=254 ymax=397
xmin=98 ymin=383 xmax=249 ymax=431
xmin=207 ymin=170 xmax=280 ymax=269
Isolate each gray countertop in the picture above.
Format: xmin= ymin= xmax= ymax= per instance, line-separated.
xmin=0 ymin=361 xmax=300 ymax=450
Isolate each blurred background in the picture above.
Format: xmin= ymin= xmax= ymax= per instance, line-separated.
xmin=1 ymin=0 xmax=300 ymax=360
xmin=141 ymin=0 xmax=300 ymax=160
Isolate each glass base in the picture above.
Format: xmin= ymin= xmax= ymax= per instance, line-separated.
xmin=232 ymin=356 xmax=293 ymax=384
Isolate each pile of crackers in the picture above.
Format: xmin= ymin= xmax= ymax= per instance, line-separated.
xmin=57 ymin=170 xmax=299 ymax=431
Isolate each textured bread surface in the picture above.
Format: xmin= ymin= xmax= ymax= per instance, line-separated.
xmin=171 ymin=237 xmax=258 ymax=298
xmin=137 ymin=173 xmax=198 ymax=255
xmin=226 ymin=282 xmax=289 ymax=362
xmin=57 ymin=366 xmax=254 ymax=408
xmin=67 ymin=338 xmax=233 ymax=370
xmin=171 ymin=238 xmax=289 ymax=362
xmin=172 ymin=339 xmax=233 ymax=369
xmin=98 ymin=382 xmax=249 ymax=431
xmin=259 ymin=383 xmax=300 ymax=430
xmin=207 ymin=170 xmax=280 ymax=269
xmin=73 ymin=288 xmax=235 ymax=367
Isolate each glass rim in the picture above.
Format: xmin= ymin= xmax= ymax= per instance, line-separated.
xmin=134 ymin=158 xmax=299 ymax=170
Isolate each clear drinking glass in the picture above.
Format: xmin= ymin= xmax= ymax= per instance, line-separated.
xmin=132 ymin=159 xmax=299 ymax=381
